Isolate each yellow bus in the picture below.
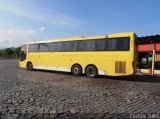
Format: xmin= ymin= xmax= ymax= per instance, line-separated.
xmin=19 ymin=32 xmax=137 ymax=78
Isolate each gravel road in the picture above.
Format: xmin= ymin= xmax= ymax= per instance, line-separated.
xmin=0 ymin=60 xmax=160 ymax=119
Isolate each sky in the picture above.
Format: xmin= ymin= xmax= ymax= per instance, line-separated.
xmin=0 ymin=0 xmax=160 ymax=49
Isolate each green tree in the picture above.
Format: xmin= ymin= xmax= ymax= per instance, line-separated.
xmin=4 ymin=48 xmax=14 ymax=56
xmin=14 ymin=47 xmax=21 ymax=57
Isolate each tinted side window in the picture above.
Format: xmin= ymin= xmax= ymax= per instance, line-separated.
xmin=96 ymin=38 xmax=130 ymax=51
xmin=108 ymin=39 xmax=118 ymax=51
xmin=77 ymin=40 xmax=86 ymax=51
xmin=62 ymin=41 xmax=77 ymax=52
xmin=121 ymin=38 xmax=130 ymax=50
xmin=36 ymin=37 xmax=129 ymax=52
xmin=96 ymin=39 xmax=106 ymax=51
xmin=49 ymin=43 xmax=56 ymax=52
xmin=86 ymin=40 xmax=96 ymax=51
xmin=114 ymin=38 xmax=130 ymax=51
xmin=38 ymin=43 xmax=49 ymax=52
xmin=28 ymin=44 xmax=38 ymax=52
xmin=55 ymin=42 xmax=62 ymax=51
xmin=62 ymin=42 xmax=71 ymax=51
xmin=70 ymin=41 xmax=77 ymax=51
xmin=62 ymin=42 xmax=69 ymax=51
xmin=49 ymin=42 xmax=62 ymax=52
xmin=77 ymin=40 xmax=96 ymax=51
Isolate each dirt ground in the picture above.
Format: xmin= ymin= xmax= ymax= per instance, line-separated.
xmin=0 ymin=60 xmax=160 ymax=119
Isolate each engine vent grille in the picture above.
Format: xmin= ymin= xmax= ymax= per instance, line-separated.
xmin=115 ymin=61 xmax=126 ymax=74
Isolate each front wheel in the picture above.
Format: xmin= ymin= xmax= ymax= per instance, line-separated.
xmin=71 ymin=65 xmax=82 ymax=76
xmin=86 ymin=66 xmax=98 ymax=78
xmin=27 ymin=62 xmax=33 ymax=71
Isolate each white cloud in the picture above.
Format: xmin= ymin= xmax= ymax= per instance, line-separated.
xmin=0 ymin=2 xmax=81 ymax=28
xmin=0 ymin=0 xmax=83 ymax=49
xmin=39 ymin=27 xmax=46 ymax=32
xmin=6 ymin=29 xmax=37 ymax=36
xmin=0 ymin=27 xmax=46 ymax=49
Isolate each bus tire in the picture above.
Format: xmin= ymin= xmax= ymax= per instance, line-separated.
xmin=86 ymin=65 xmax=98 ymax=78
xmin=71 ymin=64 xmax=82 ymax=76
xmin=27 ymin=62 xmax=33 ymax=71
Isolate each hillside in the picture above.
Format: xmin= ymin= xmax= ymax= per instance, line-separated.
xmin=0 ymin=47 xmax=21 ymax=59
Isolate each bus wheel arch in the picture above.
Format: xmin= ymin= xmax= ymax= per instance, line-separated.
xmin=26 ymin=61 xmax=33 ymax=71
xmin=71 ymin=64 xmax=82 ymax=76
xmin=85 ymin=64 xmax=98 ymax=78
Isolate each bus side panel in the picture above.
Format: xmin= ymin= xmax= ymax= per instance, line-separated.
xmin=64 ymin=52 xmax=134 ymax=76
xmin=27 ymin=53 xmax=39 ymax=67
xmin=37 ymin=53 xmax=50 ymax=67
xmin=19 ymin=53 xmax=39 ymax=69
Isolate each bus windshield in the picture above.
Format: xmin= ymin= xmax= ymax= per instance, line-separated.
xmin=20 ymin=45 xmax=27 ymax=61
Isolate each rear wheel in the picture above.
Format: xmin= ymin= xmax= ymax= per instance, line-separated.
xmin=27 ymin=62 xmax=33 ymax=71
xmin=86 ymin=66 xmax=98 ymax=78
xmin=71 ymin=64 xmax=82 ymax=76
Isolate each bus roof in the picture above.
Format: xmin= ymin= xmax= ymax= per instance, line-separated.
xmin=24 ymin=32 xmax=135 ymax=45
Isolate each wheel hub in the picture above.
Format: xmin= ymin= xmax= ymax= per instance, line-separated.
xmin=89 ymin=69 xmax=94 ymax=75
xmin=74 ymin=67 xmax=79 ymax=73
